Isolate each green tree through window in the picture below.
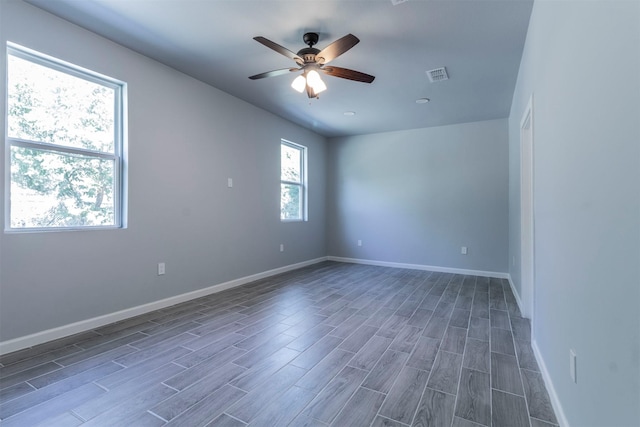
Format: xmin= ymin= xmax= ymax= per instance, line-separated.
xmin=280 ymin=140 xmax=306 ymax=221
xmin=6 ymin=45 xmax=125 ymax=230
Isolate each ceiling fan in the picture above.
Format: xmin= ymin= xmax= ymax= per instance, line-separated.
xmin=249 ymin=32 xmax=375 ymax=98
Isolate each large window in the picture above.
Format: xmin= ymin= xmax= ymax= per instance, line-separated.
xmin=280 ymin=140 xmax=307 ymax=221
xmin=6 ymin=44 xmax=125 ymax=230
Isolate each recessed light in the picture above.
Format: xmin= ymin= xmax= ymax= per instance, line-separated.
xmin=344 ymin=111 xmax=356 ymax=116
xmin=416 ymin=98 xmax=430 ymax=104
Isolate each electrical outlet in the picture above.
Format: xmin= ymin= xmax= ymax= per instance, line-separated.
xmin=357 ymin=240 xmax=362 ymax=247
xmin=280 ymin=244 xmax=284 ymax=252
xmin=570 ymin=349 xmax=577 ymax=383
xmin=461 ymin=246 xmax=468 ymax=255
xmin=227 ymin=178 xmax=233 ymax=188
xmin=158 ymin=262 xmax=165 ymax=275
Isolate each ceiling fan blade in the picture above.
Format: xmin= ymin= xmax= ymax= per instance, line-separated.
xmin=249 ymin=68 xmax=299 ymax=80
xmin=316 ymin=34 xmax=359 ymax=64
xmin=322 ymin=66 xmax=375 ymax=83
xmin=253 ymin=36 xmax=303 ymax=65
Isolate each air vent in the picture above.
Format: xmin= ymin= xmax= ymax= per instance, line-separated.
xmin=427 ymin=67 xmax=449 ymax=82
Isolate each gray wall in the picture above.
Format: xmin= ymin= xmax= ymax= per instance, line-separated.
xmin=0 ymin=1 xmax=328 ymax=342
xmin=327 ymin=119 xmax=509 ymax=273
xmin=508 ymin=0 xmax=640 ymax=425
xmin=4 ymin=6 xmax=638 ymax=425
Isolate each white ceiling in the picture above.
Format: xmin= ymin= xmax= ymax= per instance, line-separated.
xmin=25 ymin=0 xmax=533 ymax=138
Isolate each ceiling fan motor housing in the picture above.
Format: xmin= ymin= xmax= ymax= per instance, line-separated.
xmin=299 ymin=33 xmax=320 ymax=63
xmin=298 ymin=47 xmax=320 ymax=63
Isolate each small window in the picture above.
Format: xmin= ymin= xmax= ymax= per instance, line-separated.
xmin=280 ymin=140 xmax=307 ymax=221
xmin=6 ymin=44 xmax=126 ymax=231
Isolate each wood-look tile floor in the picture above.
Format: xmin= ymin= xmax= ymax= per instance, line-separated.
xmin=0 ymin=262 xmax=559 ymax=427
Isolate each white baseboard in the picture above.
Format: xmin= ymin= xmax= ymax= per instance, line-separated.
xmin=328 ymin=256 xmax=509 ymax=279
xmin=1 ymin=255 xmax=571 ymax=427
xmin=507 ymin=274 xmax=525 ymax=316
xmin=508 ymin=273 xmax=568 ymax=427
xmin=0 ymin=256 xmax=510 ymax=355
xmin=532 ymin=339 xmax=570 ymax=427
xmin=0 ymin=257 xmax=328 ymax=356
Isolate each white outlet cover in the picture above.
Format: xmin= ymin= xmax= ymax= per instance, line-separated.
xmin=570 ymin=349 xmax=577 ymax=383
xmin=227 ymin=178 xmax=233 ymax=188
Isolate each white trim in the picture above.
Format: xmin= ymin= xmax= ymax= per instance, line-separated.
xmin=6 ymin=44 xmax=126 ymax=231
xmin=0 ymin=257 xmax=328 ymax=355
xmin=0 ymin=255 xmax=568 ymax=427
xmin=510 ymin=274 xmax=568 ymax=427
xmin=507 ymin=274 xmax=525 ymax=317
xmin=520 ymin=94 xmax=535 ymax=320
xmin=327 ymin=256 xmax=509 ymax=279
xmin=280 ymin=139 xmax=307 ymax=222
xmin=0 ymin=256 xmax=509 ymax=355
xmin=532 ymin=339 xmax=570 ymax=427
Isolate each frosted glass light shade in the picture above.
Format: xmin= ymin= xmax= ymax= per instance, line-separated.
xmin=306 ymin=70 xmax=326 ymax=94
xmin=291 ymin=75 xmax=306 ymax=93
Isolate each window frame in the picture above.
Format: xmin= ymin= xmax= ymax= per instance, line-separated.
xmin=5 ymin=43 xmax=126 ymax=232
xmin=280 ymin=139 xmax=307 ymax=222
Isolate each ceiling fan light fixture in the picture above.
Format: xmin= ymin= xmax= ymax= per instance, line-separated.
xmin=291 ymin=75 xmax=306 ymax=93
xmin=306 ymin=70 xmax=326 ymax=94
xmin=252 ymin=33 xmax=373 ymax=97
xmin=311 ymin=78 xmax=327 ymax=94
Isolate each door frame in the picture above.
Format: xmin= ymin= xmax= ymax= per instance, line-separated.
xmin=520 ymin=95 xmax=535 ymax=322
